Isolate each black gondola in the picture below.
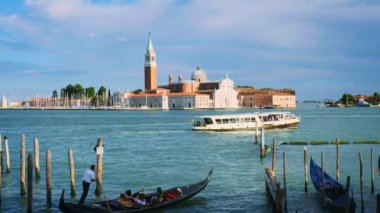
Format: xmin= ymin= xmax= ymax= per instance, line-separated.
xmin=310 ymin=158 xmax=355 ymax=210
xmin=59 ymin=168 xmax=213 ymax=213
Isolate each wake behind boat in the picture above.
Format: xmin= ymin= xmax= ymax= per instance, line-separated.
xmin=192 ymin=111 xmax=300 ymax=131
xmin=310 ymin=158 xmax=355 ymax=210
xmin=59 ymin=169 xmax=213 ymax=213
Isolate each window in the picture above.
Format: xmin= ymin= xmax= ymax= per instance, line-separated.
xmin=244 ymin=118 xmax=250 ymax=122
xmin=204 ymin=118 xmax=213 ymax=124
xmin=222 ymin=119 xmax=229 ymax=124
xmin=216 ymin=119 xmax=221 ymax=124
xmin=230 ymin=118 xmax=237 ymax=123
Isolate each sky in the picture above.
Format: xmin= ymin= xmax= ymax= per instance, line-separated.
xmin=1 ymin=0 xmax=380 ymax=101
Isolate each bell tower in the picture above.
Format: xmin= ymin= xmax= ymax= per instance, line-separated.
xmin=144 ymin=33 xmax=157 ymax=91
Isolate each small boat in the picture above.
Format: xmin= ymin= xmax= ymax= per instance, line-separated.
xmin=59 ymin=169 xmax=213 ymax=213
xmin=192 ymin=112 xmax=300 ymax=131
xmin=357 ymin=99 xmax=371 ymax=107
xmin=310 ymin=158 xmax=355 ymax=210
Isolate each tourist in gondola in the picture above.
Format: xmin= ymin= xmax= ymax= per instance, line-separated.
xmin=150 ymin=187 xmax=165 ymax=204
xmin=134 ymin=188 xmax=147 ymax=206
xmin=78 ymin=165 xmax=96 ymax=205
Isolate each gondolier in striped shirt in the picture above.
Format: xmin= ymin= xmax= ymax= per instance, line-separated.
xmin=78 ymin=165 xmax=96 ymax=205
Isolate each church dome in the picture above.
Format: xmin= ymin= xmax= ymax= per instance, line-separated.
xmin=191 ymin=65 xmax=207 ymax=82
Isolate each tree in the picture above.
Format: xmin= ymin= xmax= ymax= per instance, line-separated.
xmin=65 ymin=84 xmax=75 ymax=99
xmin=132 ymin=89 xmax=143 ymax=94
xmin=97 ymin=86 xmax=107 ymax=106
xmin=85 ymin=87 xmax=95 ymax=99
xmin=52 ymin=90 xmax=58 ymax=98
xmin=74 ymin=84 xmax=84 ymax=99
xmin=60 ymin=88 xmax=66 ymax=98
xmin=107 ymin=89 xmax=112 ymax=106
xmin=374 ymin=92 xmax=380 ymax=102
xmin=340 ymin=93 xmax=355 ymax=105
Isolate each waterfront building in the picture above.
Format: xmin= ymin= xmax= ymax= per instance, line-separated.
xmin=28 ymin=97 xmax=91 ymax=108
xmin=1 ymin=95 xmax=7 ymax=108
xmin=238 ymin=88 xmax=296 ymax=108
xmin=121 ymin=34 xmax=239 ymax=110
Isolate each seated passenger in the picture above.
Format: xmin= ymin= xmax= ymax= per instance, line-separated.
xmin=150 ymin=187 xmax=165 ymax=204
xmin=117 ymin=189 xmax=137 ymax=208
xmin=134 ymin=188 xmax=147 ymax=206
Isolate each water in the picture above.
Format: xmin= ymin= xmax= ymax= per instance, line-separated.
xmin=0 ymin=103 xmax=380 ymax=212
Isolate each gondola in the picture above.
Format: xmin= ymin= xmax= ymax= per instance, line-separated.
xmin=59 ymin=168 xmax=213 ymax=213
xmin=310 ymin=158 xmax=355 ymax=210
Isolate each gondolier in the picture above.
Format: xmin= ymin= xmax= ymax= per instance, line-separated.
xmin=78 ymin=165 xmax=96 ymax=205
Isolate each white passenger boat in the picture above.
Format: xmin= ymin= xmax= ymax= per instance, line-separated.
xmin=192 ymin=112 xmax=300 ymax=131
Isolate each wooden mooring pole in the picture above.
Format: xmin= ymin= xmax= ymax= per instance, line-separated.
xmin=34 ymin=137 xmax=41 ymax=179
xmin=377 ymin=194 xmax=380 ymax=213
xmin=336 ymin=137 xmax=340 ymax=181
xmin=68 ymin=148 xmax=76 ymax=197
xmin=359 ymin=152 xmax=364 ymax=212
xmin=46 ymin=150 xmax=52 ymax=206
xmin=95 ymin=138 xmax=103 ymax=196
xmin=4 ymin=136 xmax=11 ymax=173
xmin=27 ymin=153 xmax=33 ymax=213
xmin=260 ymin=127 xmax=265 ymax=158
xmin=371 ymin=148 xmax=374 ymax=193
xmin=255 ymin=125 xmax=259 ymax=144
xmin=345 ymin=176 xmax=351 ymax=213
xmin=4 ymin=136 xmax=10 ymax=173
xmin=304 ymin=147 xmax=308 ymax=192
xmin=283 ymin=152 xmax=287 ymax=212
xmin=21 ymin=134 xmax=26 ymax=195
xmin=271 ymin=139 xmax=276 ymax=177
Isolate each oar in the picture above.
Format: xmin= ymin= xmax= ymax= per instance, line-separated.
xmin=99 ymin=183 xmax=112 ymax=213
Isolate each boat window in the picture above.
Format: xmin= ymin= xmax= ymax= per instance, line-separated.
xmin=215 ymin=119 xmax=221 ymax=124
xmin=222 ymin=119 xmax=229 ymax=124
xmin=230 ymin=118 xmax=237 ymax=123
xmin=244 ymin=118 xmax=250 ymax=122
xmin=204 ymin=118 xmax=213 ymax=124
xmin=251 ymin=117 xmax=256 ymax=122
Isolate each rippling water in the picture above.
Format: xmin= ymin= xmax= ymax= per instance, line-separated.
xmin=1 ymin=103 xmax=380 ymax=212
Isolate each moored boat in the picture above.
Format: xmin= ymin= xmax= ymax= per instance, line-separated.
xmin=357 ymin=99 xmax=371 ymax=107
xmin=59 ymin=169 xmax=213 ymax=213
xmin=192 ymin=112 xmax=300 ymax=131
xmin=310 ymin=158 xmax=356 ymax=210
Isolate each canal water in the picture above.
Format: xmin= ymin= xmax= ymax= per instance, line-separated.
xmin=0 ymin=103 xmax=380 ymax=212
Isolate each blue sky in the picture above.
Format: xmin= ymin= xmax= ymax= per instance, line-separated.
xmin=1 ymin=0 xmax=380 ymax=101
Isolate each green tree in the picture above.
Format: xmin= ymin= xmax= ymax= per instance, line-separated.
xmin=52 ymin=90 xmax=58 ymax=98
xmin=107 ymin=89 xmax=112 ymax=106
xmin=97 ymin=86 xmax=107 ymax=106
xmin=65 ymin=84 xmax=75 ymax=99
xmin=132 ymin=89 xmax=143 ymax=94
xmin=74 ymin=84 xmax=84 ymax=99
xmin=374 ymin=92 xmax=380 ymax=102
xmin=85 ymin=87 xmax=95 ymax=99
xmin=340 ymin=93 xmax=355 ymax=105
xmin=60 ymin=88 xmax=66 ymax=98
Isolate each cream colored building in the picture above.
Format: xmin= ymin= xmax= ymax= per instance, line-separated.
xmin=168 ymin=93 xmax=212 ymax=109
xmin=272 ymin=94 xmax=296 ymax=108
xmin=1 ymin=95 xmax=7 ymax=108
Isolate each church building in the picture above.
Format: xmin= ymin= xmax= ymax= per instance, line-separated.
xmin=113 ymin=34 xmax=239 ymax=109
